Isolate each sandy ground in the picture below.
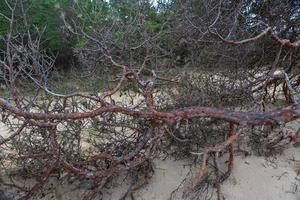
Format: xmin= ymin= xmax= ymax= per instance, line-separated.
xmin=39 ymin=148 xmax=300 ymax=200
xmin=1 ymin=125 xmax=300 ymax=200
xmin=0 ymin=122 xmax=9 ymax=138
xmin=222 ymin=147 xmax=300 ymax=200
xmin=131 ymin=147 xmax=300 ymax=200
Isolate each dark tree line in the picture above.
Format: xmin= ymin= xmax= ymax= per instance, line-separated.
xmin=0 ymin=0 xmax=299 ymax=72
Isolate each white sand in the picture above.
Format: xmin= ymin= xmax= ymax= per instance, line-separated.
xmin=134 ymin=159 xmax=191 ymax=200
xmin=221 ymin=147 xmax=300 ymax=200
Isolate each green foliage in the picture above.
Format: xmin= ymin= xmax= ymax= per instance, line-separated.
xmin=146 ymin=21 xmax=162 ymax=32
xmin=27 ymin=0 xmax=68 ymax=51
xmin=75 ymin=38 xmax=88 ymax=49
xmin=0 ymin=0 xmax=177 ymax=74
xmin=0 ymin=1 xmax=11 ymax=50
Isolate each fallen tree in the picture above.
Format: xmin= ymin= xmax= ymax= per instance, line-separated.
xmin=0 ymin=1 xmax=300 ymax=200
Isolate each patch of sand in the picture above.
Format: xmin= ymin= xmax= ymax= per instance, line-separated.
xmin=134 ymin=159 xmax=191 ymax=200
xmin=0 ymin=122 xmax=9 ymax=138
xmin=221 ymin=147 xmax=300 ymax=200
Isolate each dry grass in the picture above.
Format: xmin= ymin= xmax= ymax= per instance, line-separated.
xmin=294 ymin=163 xmax=300 ymax=175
